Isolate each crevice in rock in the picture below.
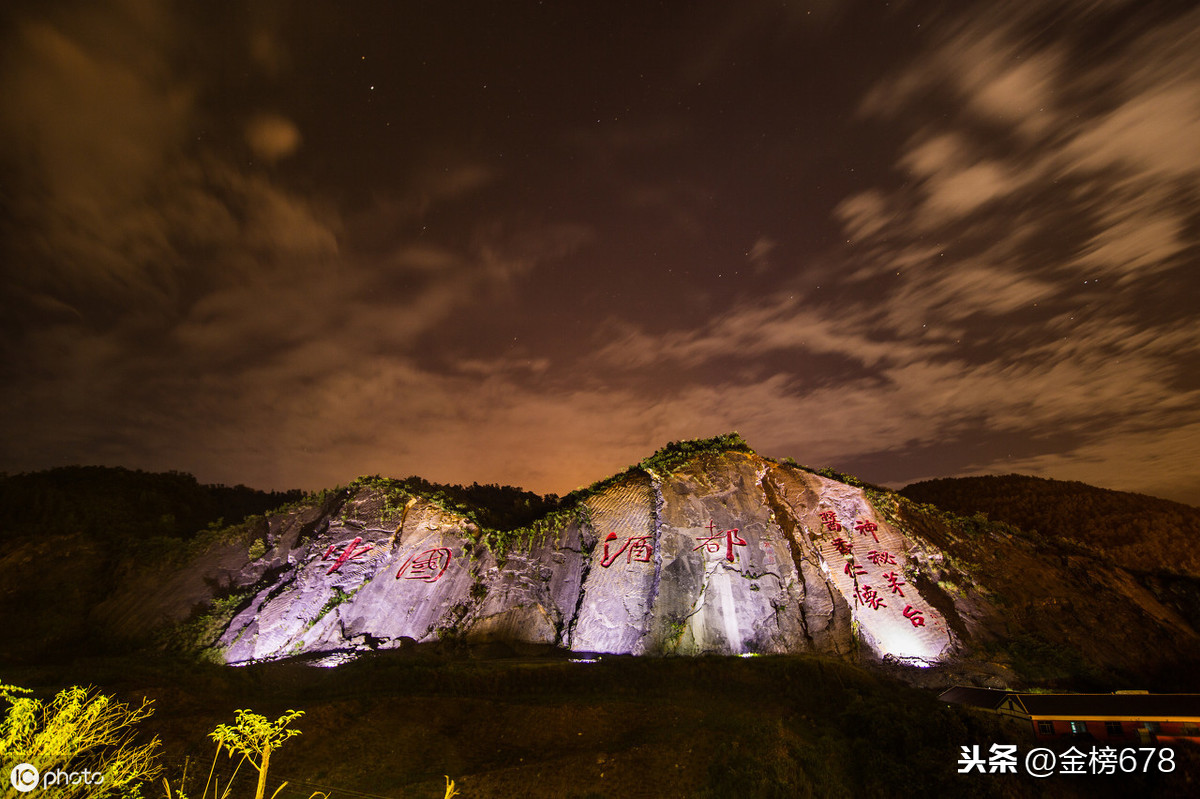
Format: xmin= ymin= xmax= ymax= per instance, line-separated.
xmin=644 ymin=470 xmax=666 ymax=633
xmin=563 ymin=518 xmax=595 ymax=649
xmin=759 ymin=469 xmax=816 ymax=576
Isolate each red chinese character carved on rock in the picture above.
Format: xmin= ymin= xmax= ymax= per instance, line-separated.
xmin=882 ymin=570 xmax=906 ymax=597
xmin=866 ymin=549 xmax=895 ymax=566
xmin=858 ymin=584 xmax=886 ymax=610
xmin=854 ymin=519 xmax=880 ymax=542
xmin=322 ymin=537 xmax=373 ymax=574
xmin=844 ymin=561 xmax=867 ymax=577
xmin=600 ymin=532 xmax=654 ymax=567
xmin=903 ymin=605 xmax=926 ymax=627
xmin=395 ymin=547 xmax=452 ymax=582
xmin=831 ymin=537 xmax=854 ymax=555
xmin=693 ymin=520 xmax=747 ymax=563
xmin=819 ymin=511 xmax=843 ymax=532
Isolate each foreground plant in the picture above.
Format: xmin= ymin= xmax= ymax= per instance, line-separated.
xmin=209 ymin=709 xmax=304 ymax=799
xmin=0 ymin=679 xmax=162 ymax=797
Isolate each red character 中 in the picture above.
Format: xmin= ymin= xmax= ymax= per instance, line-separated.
xmin=322 ymin=537 xmax=373 ymax=574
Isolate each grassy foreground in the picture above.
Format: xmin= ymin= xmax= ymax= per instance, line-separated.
xmin=5 ymin=650 xmax=1197 ymax=798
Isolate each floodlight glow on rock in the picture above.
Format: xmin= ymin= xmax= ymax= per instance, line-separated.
xmin=214 ymin=453 xmax=956 ymax=667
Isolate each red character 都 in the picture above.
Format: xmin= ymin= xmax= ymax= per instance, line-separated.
xmin=693 ymin=520 xmax=747 ymax=563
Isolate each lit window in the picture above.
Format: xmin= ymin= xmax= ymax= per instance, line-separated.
xmin=1069 ymin=721 xmax=1086 ymax=734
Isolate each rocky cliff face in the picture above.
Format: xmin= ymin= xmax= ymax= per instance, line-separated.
xmin=7 ymin=439 xmax=1199 ymax=687
xmin=213 ymin=452 xmax=954 ymax=665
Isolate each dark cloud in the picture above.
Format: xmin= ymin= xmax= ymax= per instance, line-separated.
xmin=1 ymin=0 xmax=1197 ymax=505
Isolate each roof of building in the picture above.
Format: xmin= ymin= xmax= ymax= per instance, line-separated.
xmin=1011 ymin=693 xmax=1200 ymax=720
xmin=937 ymin=686 xmax=1011 ymax=710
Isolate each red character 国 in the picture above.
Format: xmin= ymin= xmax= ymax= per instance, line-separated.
xmin=903 ymin=605 xmax=926 ymax=627
xmin=866 ymin=549 xmax=895 ymax=566
xmin=396 ymin=547 xmax=452 ymax=582
xmin=858 ymin=584 xmax=886 ymax=610
xmin=693 ymin=520 xmax=747 ymax=563
xmin=819 ymin=511 xmax=843 ymax=532
xmin=600 ymin=532 xmax=654 ymax=567
xmin=322 ymin=536 xmax=373 ymax=574
xmin=854 ymin=519 xmax=880 ymax=543
xmin=831 ymin=537 xmax=854 ymax=555
xmin=882 ymin=570 xmax=906 ymax=597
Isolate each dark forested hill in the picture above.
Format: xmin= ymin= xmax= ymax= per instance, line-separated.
xmin=0 ymin=465 xmax=304 ymax=542
xmin=899 ymin=474 xmax=1200 ymax=576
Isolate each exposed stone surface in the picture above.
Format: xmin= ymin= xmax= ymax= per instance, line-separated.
xmin=9 ymin=439 xmax=1200 ymax=687
xmin=570 ymin=475 xmax=657 ymax=654
xmin=211 ymin=452 xmax=955 ymax=665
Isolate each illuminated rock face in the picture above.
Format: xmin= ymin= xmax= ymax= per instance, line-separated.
xmin=217 ymin=453 xmax=955 ymax=664
xmin=764 ymin=465 xmax=951 ymax=663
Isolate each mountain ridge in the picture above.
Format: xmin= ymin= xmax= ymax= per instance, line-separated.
xmin=4 ymin=436 xmax=1200 ymax=693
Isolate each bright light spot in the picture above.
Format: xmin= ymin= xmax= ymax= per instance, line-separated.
xmin=308 ymin=651 xmax=358 ymax=668
xmin=862 ymin=615 xmax=946 ymax=666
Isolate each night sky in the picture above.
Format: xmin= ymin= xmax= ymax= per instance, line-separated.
xmin=2 ymin=1 xmax=1198 ymax=505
